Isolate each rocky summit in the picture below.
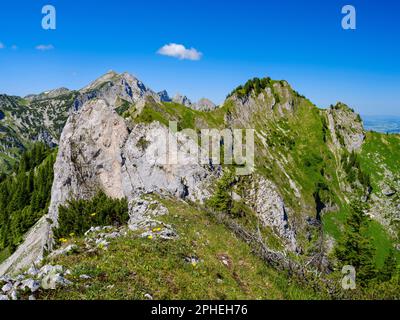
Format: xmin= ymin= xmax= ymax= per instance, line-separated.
xmin=0 ymin=72 xmax=398 ymax=300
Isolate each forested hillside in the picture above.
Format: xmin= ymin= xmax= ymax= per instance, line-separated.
xmin=0 ymin=143 xmax=55 ymax=262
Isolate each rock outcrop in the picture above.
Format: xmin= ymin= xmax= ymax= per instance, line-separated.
xmin=245 ymin=175 xmax=297 ymax=252
xmin=157 ymin=90 xmax=172 ymax=102
xmin=0 ymin=216 xmax=47 ymax=276
xmin=326 ymin=102 xmax=365 ymax=152
xmin=0 ymin=263 xmax=71 ymax=300
xmin=172 ymin=93 xmax=193 ymax=107
xmin=47 ymin=98 xmax=217 ymax=246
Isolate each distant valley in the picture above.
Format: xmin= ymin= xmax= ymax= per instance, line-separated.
xmin=363 ymin=115 xmax=400 ymax=134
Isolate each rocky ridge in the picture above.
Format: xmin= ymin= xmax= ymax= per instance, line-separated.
xmin=0 ymin=73 xmax=398 ymax=298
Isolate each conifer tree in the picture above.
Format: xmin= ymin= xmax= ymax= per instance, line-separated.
xmin=379 ymin=249 xmax=398 ymax=282
xmin=335 ymin=201 xmax=377 ymax=286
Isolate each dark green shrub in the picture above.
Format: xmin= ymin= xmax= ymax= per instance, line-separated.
xmin=54 ymin=191 xmax=129 ymax=241
xmin=231 ymin=200 xmax=251 ymax=218
xmin=335 ymin=201 xmax=377 ymax=287
xmin=227 ymin=77 xmax=272 ymax=99
xmin=207 ymin=170 xmax=235 ymax=213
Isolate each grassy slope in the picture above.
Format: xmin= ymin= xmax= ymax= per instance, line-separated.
xmin=324 ymin=209 xmax=394 ymax=268
xmin=127 ymin=99 xmax=226 ymax=131
xmin=39 ymin=198 xmax=322 ymax=300
xmin=359 ymin=131 xmax=400 ymax=192
xmin=266 ymin=101 xmax=341 ymax=215
xmin=359 ymin=131 xmax=400 ymax=267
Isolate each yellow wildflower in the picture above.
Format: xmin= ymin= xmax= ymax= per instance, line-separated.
xmin=90 ymin=212 xmax=97 ymax=217
xmin=69 ymin=232 xmax=75 ymax=237
xmin=148 ymin=235 xmax=153 ymax=240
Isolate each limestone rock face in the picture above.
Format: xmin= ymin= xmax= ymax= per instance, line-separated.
xmin=46 ymin=98 xmax=216 ymax=245
xmin=47 ymin=99 xmax=129 ymax=228
xmin=226 ymin=81 xmax=296 ymax=128
xmin=326 ymin=103 xmax=365 ymax=152
xmin=0 ymin=216 xmax=47 ymax=276
xmin=245 ymin=175 xmax=297 ymax=252
xmin=120 ymin=121 xmax=216 ymax=203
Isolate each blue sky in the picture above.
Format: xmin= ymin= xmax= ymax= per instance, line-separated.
xmin=0 ymin=0 xmax=399 ymax=115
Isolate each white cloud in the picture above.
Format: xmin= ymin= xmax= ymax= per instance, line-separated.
xmin=35 ymin=44 xmax=54 ymax=51
xmin=11 ymin=45 xmax=18 ymax=50
xmin=157 ymin=43 xmax=202 ymax=60
xmin=0 ymin=42 xmax=4 ymax=49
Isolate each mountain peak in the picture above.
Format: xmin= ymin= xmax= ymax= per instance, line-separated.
xmin=172 ymin=93 xmax=192 ymax=107
xmin=24 ymin=87 xmax=71 ymax=102
xmin=80 ymin=71 xmax=121 ymax=92
xmin=106 ymin=69 xmax=118 ymax=75
xmin=157 ymin=90 xmax=171 ymax=102
xmin=76 ymin=71 xmax=159 ymax=109
xmin=194 ymin=97 xmax=217 ymax=111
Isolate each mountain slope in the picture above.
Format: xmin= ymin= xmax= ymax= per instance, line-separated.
xmin=0 ymin=92 xmax=75 ymax=170
xmin=0 ymin=72 xmax=398 ymax=299
xmin=0 ymin=143 xmax=56 ymax=266
xmin=38 ymin=197 xmax=323 ymax=300
xmin=121 ymin=77 xmax=398 ymax=273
